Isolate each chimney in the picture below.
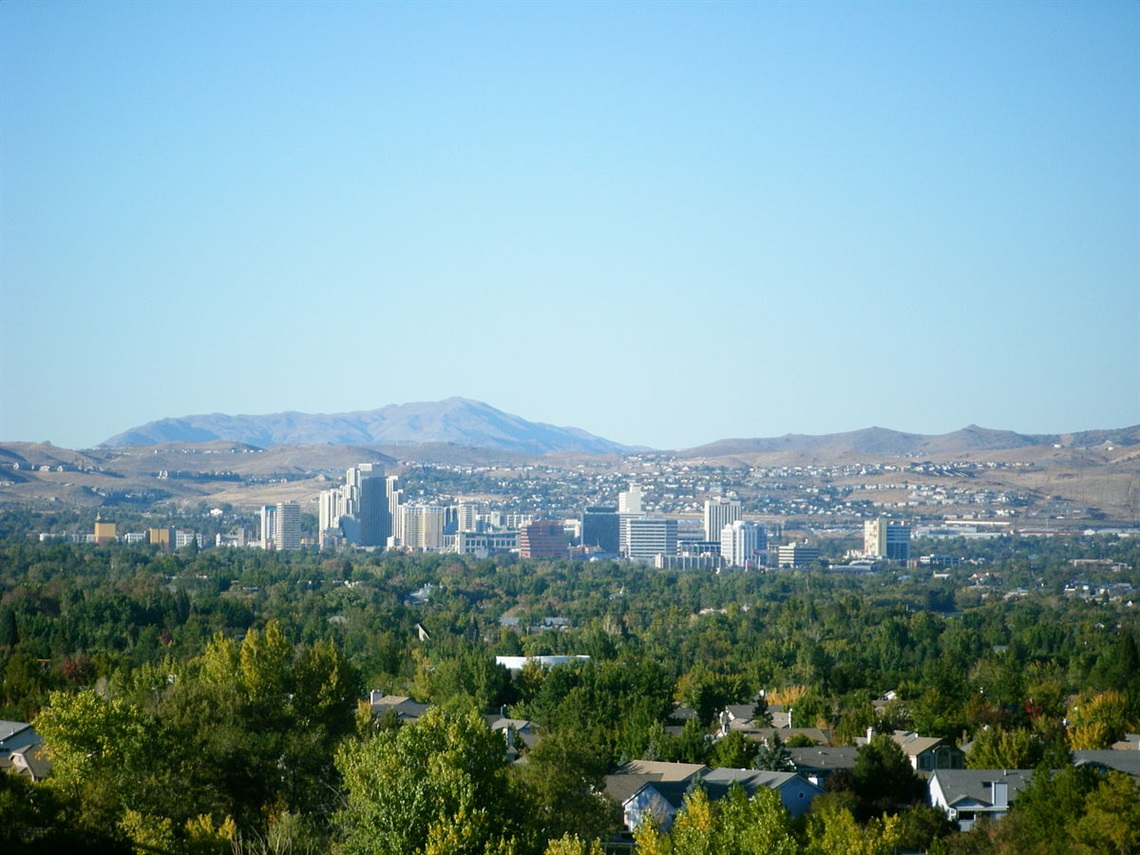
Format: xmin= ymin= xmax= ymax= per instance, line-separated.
xmin=866 ymin=726 xmax=875 ymax=742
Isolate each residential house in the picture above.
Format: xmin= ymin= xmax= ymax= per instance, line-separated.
xmin=0 ymin=720 xmax=49 ymax=781
xmin=928 ymin=769 xmax=1034 ymax=831
xmin=702 ymin=768 xmax=823 ymax=818
xmin=1073 ymin=749 xmax=1140 ymax=783
xmin=788 ymin=745 xmax=861 ymax=789
xmin=368 ymin=693 xmax=430 ymax=723
xmin=857 ymin=728 xmax=964 ymax=772
xmin=605 ymin=760 xmax=710 ymax=832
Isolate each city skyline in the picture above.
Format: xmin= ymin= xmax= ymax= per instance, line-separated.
xmin=2 ymin=1 xmax=1137 ymax=450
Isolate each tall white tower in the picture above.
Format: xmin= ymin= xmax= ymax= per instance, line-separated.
xmin=618 ymin=483 xmax=643 ymax=515
xmin=704 ymin=497 xmax=741 ymax=542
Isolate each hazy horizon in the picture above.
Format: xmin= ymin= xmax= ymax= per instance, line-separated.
xmin=2 ymin=1 xmax=1137 ymax=449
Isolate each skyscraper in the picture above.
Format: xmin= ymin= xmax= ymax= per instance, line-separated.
xmin=618 ymin=483 xmax=643 ymax=515
xmin=581 ymin=506 xmax=620 ymax=554
xmin=864 ymin=518 xmax=911 ymax=561
xmin=703 ymin=497 xmax=741 ymax=542
xmin=319 ymin=464 xmax=397 ymax=548
xmin=276 ymin=501 xmax=302 ymax=550
xmin=720 ymin=519 xmax=767 ymax=569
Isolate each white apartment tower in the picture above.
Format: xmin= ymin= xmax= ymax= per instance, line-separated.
xmin=720 ymin=520 xmax=767 ymax=569
xmin=703 ymin=497 xmax=742 ymax=542
xmin=261 ymin=501 xmax=301 ymax=550
xmin=618 ymin=483 xmax=643 ymax=515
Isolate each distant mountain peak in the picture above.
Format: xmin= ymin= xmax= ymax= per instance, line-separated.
xmin=102 ymin=399 xmax=634 ymax=455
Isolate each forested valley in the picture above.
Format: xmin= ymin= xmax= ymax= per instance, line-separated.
xmin=1 ymin=522 xmax=1138 ymax=853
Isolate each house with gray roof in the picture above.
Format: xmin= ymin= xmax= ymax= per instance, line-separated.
xmin=0 ymin=720 xmax=49 ymax=781
xmin=701 ymin=768 xmax=823 ymax=817
xmin=1073 ymin=749 xmax=1140 ymax=783
xmin=928 ymin=769 xmax=1034 ymax=831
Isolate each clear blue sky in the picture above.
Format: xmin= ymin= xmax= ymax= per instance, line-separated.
xmin=2 ymin=0 xmax=1137 ymax=450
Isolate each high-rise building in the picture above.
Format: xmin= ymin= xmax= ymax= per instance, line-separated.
xmin=93 ymin=520 xmax=117 ymax=544
xmin=864 ymin=518 xmax=911 ymax=561
xmin=703 ymin=497 xmax=742 ymax=542
xmin=319 ymin=464 xmax=397 ymax=548
xmin=581 ymin=506 xmax=620 ymax=554
xmin=518 ymin=521 xmax=567 ymax=559
xmin=260 ymin=505 xmax=277 ymax=550
xmin=720 ymin=520 xmax=767 ymax=569
xmin=625 ymin=517 xmax=678 ymax=562
xmin=401 ymin=505 xmax=447 ymax=551
xmin=276 ymin=502 xmax=302 ymax=550
xmin=618 ymin=483 xmax=643 ymax=515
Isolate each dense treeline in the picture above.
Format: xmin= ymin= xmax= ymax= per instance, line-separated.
xmin=1 ymin=523 xmax=1138 ymax=852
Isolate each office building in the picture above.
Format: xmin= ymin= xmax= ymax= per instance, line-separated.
xmin=581 ymin=506 xmax=620 ymax=554
xmin=777 ymin=543 xmax=820 ymax=568
xmin=703 ymin=497 xmax=741 ymax=542
xmin=721 ymin=520 xmax=767 ymax=569
xmin=625 ymin=517 xmax=678 ymax=562
xmin=864 ymin=518 xmax=911 ymax=561
xmin=518 ymin=521 xmax=567 ymax=559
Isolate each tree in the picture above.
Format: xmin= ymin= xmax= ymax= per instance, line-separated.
xmin=334 ymin=707 xmax=521 ymax=854
xmin=709 ymin=731 xmax=758 ymax=769
xmin=966 ymin=726 xmax=1044 ymax=770
xmin=752 ymin=733 xmax=794 ymax=772
xmin=512 ymin=729 xmax=619 ymax=843
xmin=850 ymin=734 xmax=924 ymax=820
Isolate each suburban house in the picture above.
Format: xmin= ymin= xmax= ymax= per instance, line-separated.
xmin=856 ymin=728 xmax=965 ymax=772
xmin=367 ymin=693 xmax=430 ymax=723
xmin=928 ymin=769 xmax=1034 ymax=830
xmin=604 ymin=760 xmax=822 ymax=831
xmin=1072 ymin=749 xmax=1140 ymax=783
xmin=787 ymin=744 xmax=861 ymax=788
xmin=605 ymin=760 xmax=710 ymax=832
xmin=0 ymin=720 xmax=49 ymax=781
xmin=702 ymin=767 xmax=823 ymax=817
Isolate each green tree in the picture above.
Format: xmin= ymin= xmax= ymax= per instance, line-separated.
xmin=850 ymin=734 xmax=924 ymax=820
xmin=513 ymin=729 xmax=618 ymax=843
xmin=752 ymin=733 xmax=794 ymax=772
xmin=334 ymin=707 xmax=521 ymax=854
xmin=966 ymin=726 xmax=1044 ymax=770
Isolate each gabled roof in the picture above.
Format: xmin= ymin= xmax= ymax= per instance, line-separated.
xmin=746 ymin=727 xmax=833 ymax=745
xmin=788 ymin=745 xmax=860 ymax=772
xmin=701 ymin=767 xmax=820 ymax=799
xmin=856 ymin=729 xmax=949 ymax=757
xmin=0 ymin=721 xmax=36 ymax=746
xmin=1073 ymin=750 xmax=1140 ymax=782
xmin=929 ymin=769 xmax=1034 ymax=808
xmin=615 ymin=760 xmax=710 ymax=782
xmin=369 ymin=695 xmax=430 ymax=720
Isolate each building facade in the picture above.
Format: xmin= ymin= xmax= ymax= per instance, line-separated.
xmin=720 ymin=520 xmax=767 ymax=569
xmin=864 ymin=518 xmax=911 ymax=561
xmin=625 ymin=517 xmax=678 ymax=562
xmin=703 ymin=497 xmax=741 ymax=542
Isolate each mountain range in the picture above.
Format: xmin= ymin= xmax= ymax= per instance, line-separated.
xmin=102 ymin=398 xmax=635 ymax=455
xmin=101 ymin=398 xmax=1140 ymax=457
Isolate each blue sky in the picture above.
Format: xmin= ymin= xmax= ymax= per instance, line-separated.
xmin=2 ymin=0 xmax=1137 ymax=450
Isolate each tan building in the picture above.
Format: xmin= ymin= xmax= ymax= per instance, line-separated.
xmin=93 ymin=521 xmax=117 ymax=544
